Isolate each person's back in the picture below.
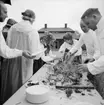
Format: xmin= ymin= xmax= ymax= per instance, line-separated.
xmin=7 ymin=21 xmax=33 ymax=83
xmin=8 ymin=20 xmax=34 ymax=50
xmin=95 ymin=17 xmax=104 ymax=56
xmin=7 ymin=9 xmax=40 ymax=83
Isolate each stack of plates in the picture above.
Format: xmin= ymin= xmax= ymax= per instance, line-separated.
xmin=26 ymin=85 xmax=50 ymax=104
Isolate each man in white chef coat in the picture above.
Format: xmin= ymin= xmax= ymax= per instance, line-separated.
xmin=77 ymin=8 xmax=104 ymax=75
xmin=67 ymin=19 xmax=100 ymax=63
xmin=0 ymin=1 xmax=32 ymax=59
xmin=77 ymin=8 xmax=104 ymax=98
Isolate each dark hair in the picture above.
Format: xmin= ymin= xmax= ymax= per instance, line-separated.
xmin=40 ymin=34 xmax=55 ymax=55
xmin=63 ymin=32 xmax=72 ymax=40
xmin=2 ymin=18 xmax=17 ymax=41
xmin=6 ymin=18 xmax=17 ymax=27
xmin=81 ymin=8 xmax=100 ymax=19
xmin=41 ymin=34 xmax=55 ymax=45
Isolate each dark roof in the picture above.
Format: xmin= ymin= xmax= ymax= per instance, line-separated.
xmin=38 ymin=27 xmax=74 ymax=33
xmin=1 ymin=0 xmax=11 ymax=5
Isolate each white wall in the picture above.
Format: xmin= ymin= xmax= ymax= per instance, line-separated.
xmin=5 ymin=0 xmax=104 ymax=33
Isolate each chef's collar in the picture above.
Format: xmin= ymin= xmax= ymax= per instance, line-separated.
xmin=88 ymin=29 xmax=93 ymax=33
xmin=96 ymin=17 xmax=104 ymax=31
xmin=86 ymin=29 xmax=93 ymax=34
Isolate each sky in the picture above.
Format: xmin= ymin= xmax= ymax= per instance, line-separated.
xmin=3 ymin=0 xmax=104 ymax=33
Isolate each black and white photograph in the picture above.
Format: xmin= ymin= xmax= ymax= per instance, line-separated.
xmin=0 ymin=0 xmax=104 ymax=105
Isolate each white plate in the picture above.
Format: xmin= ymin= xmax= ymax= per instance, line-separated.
xmin=32 ymin=48 xmax=46 ymax=56
xmin=74 ymin=102 xmax=93 ymax=105
xmin=42 ymin=56 xmax=54 ymax=62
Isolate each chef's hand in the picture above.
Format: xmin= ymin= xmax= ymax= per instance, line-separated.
xmin=65 ymin=50 xmax=78 ymax=61
xmin=77 ymin=64 xmax=89 ymax=73
xmin=22 ymin=51 xmax=36 ymax=59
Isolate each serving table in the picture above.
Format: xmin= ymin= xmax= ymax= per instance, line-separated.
xmin=3 ymin=64 xmax=104 ymax=105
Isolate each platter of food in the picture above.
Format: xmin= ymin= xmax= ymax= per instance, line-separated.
xmin=39 ymin=52 xmax=95 ymax=98
xmin=43 ymin=52 xmax=94 ymax=90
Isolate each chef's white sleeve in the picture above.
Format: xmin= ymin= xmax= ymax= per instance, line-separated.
xmin=92 ymin=32 xmax=100 ymax=60
xmin=70 ymin=35 xmax=84 ymax=54
xmin=87 ymin=55 xmax=104 ymax=75
xmin=0 ymin=30 xmax=22 ymax=58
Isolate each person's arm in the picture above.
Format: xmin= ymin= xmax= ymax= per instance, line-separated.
xmin=70 ymin=34 xmax=84 ymax=54
xmin=29 ymin=29 xmax=44 ymax=60
xmin=34 ymin=44 xmax=45 ymax=60
xmin=0 ymin=30 xmax=23 ymax=58
xmin=59 ymin=42 xmax=66 ymax=53
xmin=73 ymin=39 xmax=82 ymax=56
xmin=87 ymin=55 xmax=104 ymax=75
xmin=92 ymin=32 xmax=100 ymax=60
xmin=29 ymin=29 xmax=41 ymax=54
